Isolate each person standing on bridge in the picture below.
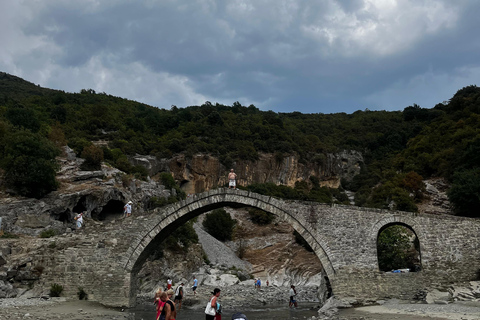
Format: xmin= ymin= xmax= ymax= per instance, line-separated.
xmin=228 ymin=169 xmax=237 ymax=189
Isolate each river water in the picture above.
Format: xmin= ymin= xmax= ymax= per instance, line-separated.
xmin=129 ymin=303 xmax=320 ymax=320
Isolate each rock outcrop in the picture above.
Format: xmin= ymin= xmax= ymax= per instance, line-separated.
xmin=131 ymin=150 xmax=363 ymax=194
xmin=0 ymin=147 xmax=172 ymax=235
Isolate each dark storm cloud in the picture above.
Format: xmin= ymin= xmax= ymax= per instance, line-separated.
xmin=1 ymin=0 xmax=479 ymax=113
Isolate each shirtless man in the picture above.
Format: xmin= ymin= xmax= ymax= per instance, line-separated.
xmin=228 ymin=169 xmax=237 ymax=189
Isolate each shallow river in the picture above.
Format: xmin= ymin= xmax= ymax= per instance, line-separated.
xmin=128 ymin=303 xmax=320 ymax=320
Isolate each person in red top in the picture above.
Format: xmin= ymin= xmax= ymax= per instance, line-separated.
xmin=156 ymin=292 xmax=167 ymax=320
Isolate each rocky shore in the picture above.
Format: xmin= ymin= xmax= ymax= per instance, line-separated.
xmin=1 ymin=295 xmax=479 ymax=320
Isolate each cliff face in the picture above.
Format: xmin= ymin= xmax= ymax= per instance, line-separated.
xmin=132 ymin=151 xmax=363 ymax=195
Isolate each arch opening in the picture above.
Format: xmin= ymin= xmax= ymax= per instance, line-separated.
xmin=377 ymin=223 xmax=422 ymax=272
xmin=126 ymin=195 xmax=335 ymax=307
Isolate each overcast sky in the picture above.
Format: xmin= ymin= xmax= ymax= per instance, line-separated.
xmin=1 ymin=0 xmax=479 ymax=114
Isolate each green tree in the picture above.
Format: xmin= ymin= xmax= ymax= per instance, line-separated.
xmin=377 ymin=225 xmax=419 ymax=271
xmin=1 ymin=130 xmax=60 ymax=198
xmin=448 ymin=168 xmax=480 ymax=217
xmin=248 ymin=208 xmax=274 ymax=225
xmin=163 ymin=220 xmax=199 ymax=252
xmin=6 ymin=105 xmax=41 ymax=132
xmin=202 ymin=209 xmax=236 ymax=241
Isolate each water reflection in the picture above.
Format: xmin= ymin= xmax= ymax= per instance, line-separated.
xmin=128 ymin=303 xmax=320 ymax=320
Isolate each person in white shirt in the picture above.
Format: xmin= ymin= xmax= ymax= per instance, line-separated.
xmin=124 ymin=201 xmax=132 ymax=218
xmin=75 ymin=212 xmax=84 ymax=229
xmin=289 ymin=285 xmax=297 ymax=308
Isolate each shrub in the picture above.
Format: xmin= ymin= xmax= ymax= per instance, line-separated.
xmin=33 ymin=265 xmax=45 ymax=276
xmin=159 ymin=172 xmax=186 ymax=200
xmin=0 ymin=232 xmax=19 ymax=239
xmin=39 ymin=229 xmax=56 ymax=238
xmin=377 ymin=225 xmax=420 ymax=271
xmin=159 ymin=172 xmax=177 ymax=189
xmin=80 ymin=144 xmax=104 ymax=170
xmin=132 ymin=165 xmax=149 ymax=180
xmin=448 ymin=168 xmax=480 ymax=218
xmin=68 ymin=137 xmax=91 ymax=156
xmin=77 ymin=287 xmax=88 ymax=300
xmin=203 ymin=209 xmax=236 ymax=241
xmin=50 ymin=283 xmax=63 ymax=297
xmin=163 ymin=220 xmax=199 ymax=252
xmin=1 ymin=129 xmax=60 ymax=198
xmin=248 ymin=208 xmax=274 ymax=225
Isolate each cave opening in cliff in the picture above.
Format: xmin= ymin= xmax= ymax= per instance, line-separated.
xmin=58 ymin=209 xmax=72 ymax=223
xmin=73 ymin=196 xmax=87 ymax=214
xmin=377 ymin=223 xmax=422 ymax=272
xmin=93 ymin=200 xmax=125 ymax=221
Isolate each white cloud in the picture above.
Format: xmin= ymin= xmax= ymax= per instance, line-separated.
xmin=301 ymin=0 xmax=460 ymax=57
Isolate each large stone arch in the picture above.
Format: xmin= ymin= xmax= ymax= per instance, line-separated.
xmin=122 ymin=189 xmax=336 ymax=302
xmin=369 ymin=215 xmax=424 ymax=270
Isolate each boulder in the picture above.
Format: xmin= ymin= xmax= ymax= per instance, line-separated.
xmin=426 ymin=289 xmax=450 ymax=304
xmin=0 ymin=255 xmax=6 ymax=267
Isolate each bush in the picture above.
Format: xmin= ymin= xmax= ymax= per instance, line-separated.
xmin=39 ymin=229 xmax=56 ymax=238
xmin=448 ymin=168 xmax=480 ymax=217
xmin=163 ymin=220 xmax=199 ymax=252
xmin=377 ymin=225 xmax=420 ymax=271
xmin=50 ymin=283 xmax=63 ymax=297
xmin=159 ymin=172 xmax=177 ymax=189
xmin=77 ymin=287 xmax=88 ymax=300
xmin=68 ymin=137 xmax=91 ymax=156
xmin=248 ymin=208 xmax=274 ymax=225
xmin=0 ymin=232 xmax=19 ymax=239
xmin=203 ymin=209 xmax=237 ymax=241
xmin=1 ymin=130 xmax=60 ymax=198
xmin=80 ymin=144 xmax=104 ymax=170
xmin=159 ymin=172 xmax=186 ymax=200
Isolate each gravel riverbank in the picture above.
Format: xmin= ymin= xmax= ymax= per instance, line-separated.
xmin=1 ymin=294 xmax=479 ymax=320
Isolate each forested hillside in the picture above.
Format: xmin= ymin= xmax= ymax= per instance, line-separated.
xmin=0 ymin=72 xmax=478 ymax=217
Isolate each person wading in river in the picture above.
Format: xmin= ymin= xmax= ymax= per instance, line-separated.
xmin=205 ymin=288 xmax=221 ymax=320
xmin=163 ymin=289 xmax=176 ymax=320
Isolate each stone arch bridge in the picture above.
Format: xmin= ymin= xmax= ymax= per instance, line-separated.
xmin=32 ymin=188 xmax=480 ymax=307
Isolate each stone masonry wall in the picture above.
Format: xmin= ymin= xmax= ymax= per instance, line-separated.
xmin=7 ymin=189 xmax=479 ymax=307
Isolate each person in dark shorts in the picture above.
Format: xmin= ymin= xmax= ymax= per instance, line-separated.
xmin=289 ymin=285 xmax=297 ymax=308
xmin=174 ymin=283 xmax=184 ymax=310
xmin=192 ymin=276 xmax=198 ymax=295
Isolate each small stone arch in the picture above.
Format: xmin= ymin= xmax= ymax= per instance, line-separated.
xmin=370 ymin=215 xmax=424 ymax=271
